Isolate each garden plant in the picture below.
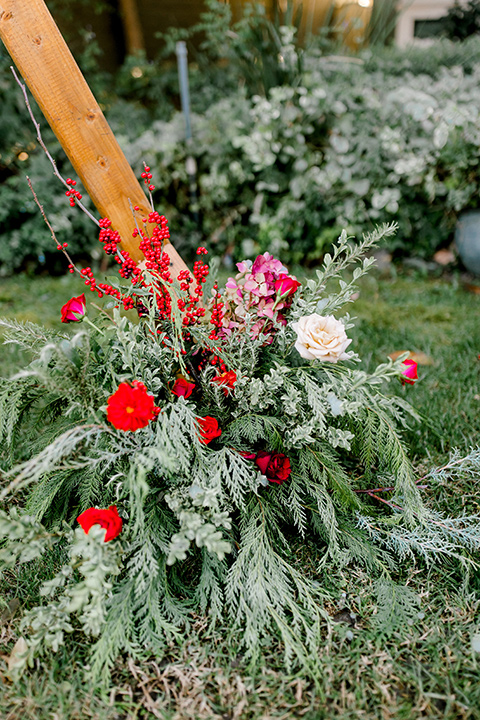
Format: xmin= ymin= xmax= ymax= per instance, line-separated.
xmin=1 ymin=2 xmax=480 ymax=718
xmin=2 ymin=1 xmax=480 ymax=274
xmin=1 ymin=142 xmax=480 ymax=689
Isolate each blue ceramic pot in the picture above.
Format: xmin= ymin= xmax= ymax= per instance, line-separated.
xmin=455 ymin=211 xmax=480 ymax=276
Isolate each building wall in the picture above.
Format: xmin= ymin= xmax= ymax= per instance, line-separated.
xmin=395 ymin=0 xmax=460 ymax=47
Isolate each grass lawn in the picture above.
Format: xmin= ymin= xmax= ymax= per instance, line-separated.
xmin=1 ymin=265 xmax=480 ymax=719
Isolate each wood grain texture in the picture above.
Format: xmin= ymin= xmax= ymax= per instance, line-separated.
xmin=0 ymin=0 xmax=189 ymax=278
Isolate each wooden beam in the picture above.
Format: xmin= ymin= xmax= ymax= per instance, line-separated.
xmin=0 ymin=0 xmax=188 ymax=277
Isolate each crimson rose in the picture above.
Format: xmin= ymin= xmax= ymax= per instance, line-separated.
xmin=172 ymin=377 xmax=195 ymax=398
xmin=61 ymin=293 xmax=86 ymax=323
xmin=77 ymin=505 xmax=123 ymax=542
xmin=197 ymin=416 xmax=222 ymax=444
xmin=255 ymin=451 xmax=291 ymax=484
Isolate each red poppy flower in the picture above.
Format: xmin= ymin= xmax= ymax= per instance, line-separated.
xmin=172 ymin=377 xmax=195 ymax=398
xmin=77 ymin=505 xmax=123 ymax=542
xmin=106 ymin=381 xmax=156 ymax=431
xmin=211 ymin=371 xmax=237 ymax=395
xmin=61 ymin=294 xmax=86 ymax=323
xmin=197 ymin=416 xmax=222 ymax=444
xmin=401 ymin=359 xmax=418 ymax=385
xmin=254 ymin=451 xmax=291 ymax=484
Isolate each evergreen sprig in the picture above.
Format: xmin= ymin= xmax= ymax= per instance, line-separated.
xmin=1 ymin=226 xmax=478 ymax=685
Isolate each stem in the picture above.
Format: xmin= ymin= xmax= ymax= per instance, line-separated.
xmin=11 ymin=66 xmax=100 ymax=228
xmin=82 ymin=316 xmax=105 ymax=336
xmin=27 ymin=176 xmax=82 ymax=276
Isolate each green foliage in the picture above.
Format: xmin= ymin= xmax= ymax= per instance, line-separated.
xmin=443 ymin=0 xmax=480 ymax=40
xmin=119 ymin=43 xmax=480 ymax=265
xmin=1 ymin=225 xmax=479 ymax=684
xmin=3 ymin=2 xmax=480 ymax=273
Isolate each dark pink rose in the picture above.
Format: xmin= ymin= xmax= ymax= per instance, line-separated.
xmin=275 ymin=274 xmax=301 ymax=298
xmin=61 ymin=294 xmax=86 ymax=323
xmin=401 ymin=359 xmax=418 ymax=385
xmin=172 ymin=377 xmax=195 ymax=398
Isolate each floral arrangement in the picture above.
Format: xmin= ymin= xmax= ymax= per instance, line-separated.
xmin=2 ymin=179 xmax=479 ymax=686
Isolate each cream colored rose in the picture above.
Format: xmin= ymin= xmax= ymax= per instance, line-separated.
xmin=292 ymin=314 xmax=352 ymax=362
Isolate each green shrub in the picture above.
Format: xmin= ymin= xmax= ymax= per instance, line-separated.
xmin=122 ymin=57 xmax=480 ymax=264
xmin=2 ymin=1 xmax=480 ymax=272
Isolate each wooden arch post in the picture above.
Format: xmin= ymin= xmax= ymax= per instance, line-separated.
xmin=0 ymin=0 xmax=188 ymax=276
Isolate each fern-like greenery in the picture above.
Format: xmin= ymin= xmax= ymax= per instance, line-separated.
xmin=1 ymin=224 xmax=479 ymax=684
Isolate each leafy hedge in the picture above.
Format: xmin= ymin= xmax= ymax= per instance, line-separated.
xmin=125 ymin=50 xmax=480 ymax=265
xmin=1 ymin=7 xmax=480 ymax=272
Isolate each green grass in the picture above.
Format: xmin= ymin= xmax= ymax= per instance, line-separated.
xmin=1 ymin=266 xmax=480 ymax=719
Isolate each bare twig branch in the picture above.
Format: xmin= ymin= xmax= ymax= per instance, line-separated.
xmin=26 ymin=176 xmax=82 ymax=277
xmin=11 ymin=65 xmax=100 ymax=227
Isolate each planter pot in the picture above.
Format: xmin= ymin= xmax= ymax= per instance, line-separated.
xmin=455 ymin=210 xmax=480 ymax=276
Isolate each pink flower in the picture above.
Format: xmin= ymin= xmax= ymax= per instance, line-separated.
xmin=218 ymin=252 xmax=299 ymax=344
xmin=251 ymin=252 xmax=287 ymax=277
xmin=61 ymin=294 xmax=86 ymax=323
xmin=401 ymin=359 xmax=418 ymax=385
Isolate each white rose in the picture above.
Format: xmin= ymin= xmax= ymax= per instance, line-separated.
xmin=291 ymin=314 xmax=352 ymax=362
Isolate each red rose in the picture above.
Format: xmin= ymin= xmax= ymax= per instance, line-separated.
xmin=255 ymin=451 xmax=291 ymax=484
xmin=172 ymin=377 xmax=195 ymax=398
xmin=401 ymin=359 xmax=418 ymax=385
xmin=197 ymin=416 xmax=222 ymax=444
xmin=211 ymin=371 xmax=237 ymax=395
xmin=274 ymin=274 xmax=301 ymax=299
xmin=61 ymin=293 xmax=86 ymax=323
xmin=77 ymin=505 xmax=123 ymax=542
xmin=106 ymin=380 xmax=156 ymax=431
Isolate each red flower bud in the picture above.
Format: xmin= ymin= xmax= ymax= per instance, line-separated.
xmin=61 ymin=294 xmax=86 ymax=323
xmin=401 ymin=359 xmax=418 ymax=385
xmin=77 ymin=505 xmax=122 ymax=542
xmin=274 ymin=274 xmax=301 ymax=298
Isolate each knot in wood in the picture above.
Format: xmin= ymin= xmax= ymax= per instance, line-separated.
xmin=96 ymin=155 xmax=109 ymax=170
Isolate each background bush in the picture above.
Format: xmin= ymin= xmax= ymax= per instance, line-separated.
xmin=1 ymin=1 xmax=480 ymax=273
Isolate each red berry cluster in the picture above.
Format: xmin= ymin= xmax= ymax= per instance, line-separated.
xmin=196 ymin=347 xmax=227 ymax=374
xmin=175 ymin=247 xmax=209 ymax=327
xmin=209 ymin=282 xmax=225 ymax=340
xmin=79 ymin=264 xmax=134 ymax=310
xmin=98 ymin=217 xmax=122 ymax=255
xmin=58 ymin=167 xmax=232 ymax=359
xmin=65 ymin=178 xmax=82 ymax=207
xmin=138 ymin=212 xmax=171 ymax=269
xmin=141 ymin=164 xmax=155 ymax=192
